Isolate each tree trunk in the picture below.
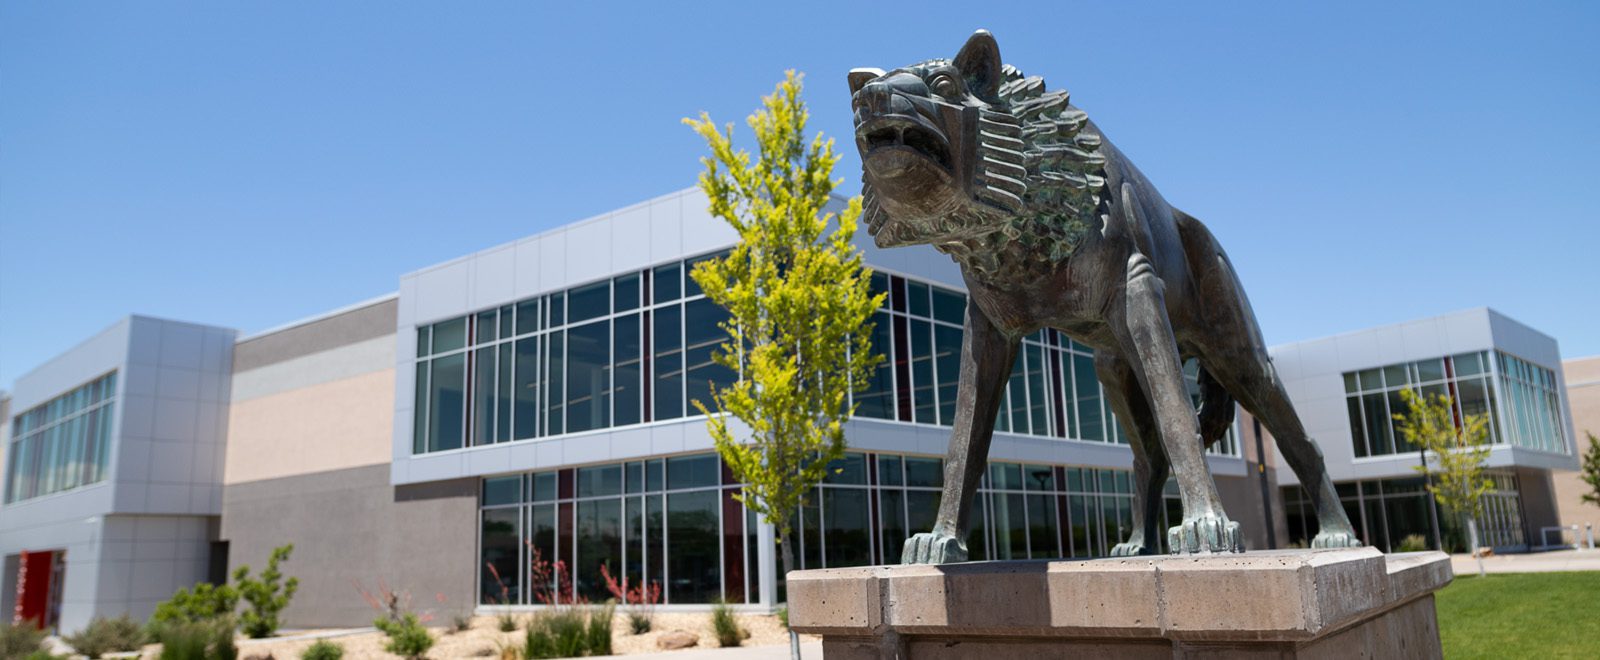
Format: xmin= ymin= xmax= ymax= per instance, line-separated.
xmin=1466 ymin=516 xmax=1485 ymax=578
xmin=781 ymin=530 xmax=801 ymax=660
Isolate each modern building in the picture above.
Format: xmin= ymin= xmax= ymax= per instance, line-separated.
xmin=1 ymin=317 xmax=235 ymax=633
xmin=1269 ymin=309 xmax=1579 ymax=552
xmin=1 ymin=187 xmax=1583 ymax=631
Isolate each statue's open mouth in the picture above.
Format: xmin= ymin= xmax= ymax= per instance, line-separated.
xmin=857 ymin=115 xmax=951 ymax=173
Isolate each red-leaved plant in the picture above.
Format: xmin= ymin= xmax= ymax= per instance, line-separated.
xmin=525 ymin=541 xmax=583 ymax=605
xmin=600 ymin=563 xmax=661 ymax=606
xmin=484 ymin=562 xmax=513 ymax=605
xmin=601 ymin=562 xmax=661 ymax=634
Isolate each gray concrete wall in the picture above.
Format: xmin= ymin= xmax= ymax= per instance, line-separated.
xmin=219 ymin=464 xmax=477 ymax=628
xmin=97 ymin=514 xmax=216 ymax=627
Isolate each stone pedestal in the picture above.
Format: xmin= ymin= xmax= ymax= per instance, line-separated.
xmin=788 ymin=548 xmax=1452 ymax=659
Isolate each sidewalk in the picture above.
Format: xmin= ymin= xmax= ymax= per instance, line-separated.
xmin=625 ymin=640 xmax=824 ymax=660
xmin=1450 ymin=548 xmax=1600 ymax=575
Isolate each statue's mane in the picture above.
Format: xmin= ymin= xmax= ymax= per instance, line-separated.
xmin=864 ymin=63 xmax=1110 ymax=281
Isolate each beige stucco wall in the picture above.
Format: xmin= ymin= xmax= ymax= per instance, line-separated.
xmin=223 ymin=367 xmax=394 ymax=484
xmin=1552 ymin=355 xmax=1600 ymax=542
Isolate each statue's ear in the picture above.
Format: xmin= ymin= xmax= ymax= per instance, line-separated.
xmin=848 ymin=68 xmax=884 ymax=94
xmin=954 ymin=30 xmax=1002 ymax=99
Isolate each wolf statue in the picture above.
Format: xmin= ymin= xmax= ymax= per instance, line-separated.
xmin=848 ymin=30 xmax=1361 ymax=562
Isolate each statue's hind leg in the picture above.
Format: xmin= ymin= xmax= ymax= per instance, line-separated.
xmin=1095 ymin=349 xmax=1169 ymax=556
xmin=1204 ymin=350 xmax=1361 ymax=548
xmin=1185 ymin=250 xmax=1361 ymax=549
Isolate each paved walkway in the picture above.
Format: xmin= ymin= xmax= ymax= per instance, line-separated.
xmin=624 ymin=640 xmax=824 ymax=659
xmin=1450 ymin=548 xmax=1600 ymax=575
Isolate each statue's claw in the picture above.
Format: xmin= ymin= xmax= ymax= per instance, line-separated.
xmin=1311 ymin=529 xmax=1363 ymax=549
xmin=1167 ymin=513 xmax=1244 ymax=554
xmin=1110 ymin=532 xmax=1154 ymax=557
xmin=902 ymin=532 xmax=968 ymax=564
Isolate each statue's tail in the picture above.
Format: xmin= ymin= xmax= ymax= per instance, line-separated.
xmin=1196 ymin=366 xmax=1236 ymax=449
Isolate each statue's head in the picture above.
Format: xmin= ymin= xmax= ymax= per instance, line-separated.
xmin=849 ymin=31 xmax=1107 ymax=262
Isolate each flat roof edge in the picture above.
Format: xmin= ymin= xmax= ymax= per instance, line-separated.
xmin=238 ymin=292 xmax=399 ymax=343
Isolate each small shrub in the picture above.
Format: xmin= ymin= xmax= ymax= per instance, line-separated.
xmin=236 ymin=544 xmax=300 ymax=639
xmin=585 ymin=602 xmax=614 ymax=656
xmin=156 ymin=618 xmax=237 ymax=660
xmin=1 ymin=621 xmax=48 ymax=659
xmin=300 ymin=639 xmax=344 ymax=660
xmin=1397 ymin=534 xmax=1429 ymax=553
xmin=522 ymin=624 xmax=556 ymax=660
xmin=776 ymin=606 xmax=788 ymax=630
xmin=497 ymin=612 xmax=519 ymax=632
xmin=64 ymin=615 xmax=146 ymax=658
xmin=626 ymin=611 xmax=651 ymax=635
xmin=520 ymin=605 xmax=619 ymax=659
xmin=149 ymin=581 xmax=239 ymax=638
xmin=373 ymin=613 xmax=433 ymax=660
xmin=451 ymin=614 xmax=472 ymax=634
xmin=710 ymin=600 xmax=743 ymax=648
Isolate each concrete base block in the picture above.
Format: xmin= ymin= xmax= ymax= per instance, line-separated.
xmin=789 ymin=548 xmax=1451 ymax=659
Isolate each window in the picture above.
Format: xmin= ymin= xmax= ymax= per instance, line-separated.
xmin=1282 ymin=472 xmax=1526 ymax=552
xmin=1495 ymin=352 xmax=1567 ymax=453
xmin=565 ymin=321 xmax=610 ymax=433
xmin=1339 ymin=351 xmax=1549 ymax=457
xmin=614 ymin=314 xmax=642 ymax=427
xmin=5 ymin=371 xmax=118 ymax=503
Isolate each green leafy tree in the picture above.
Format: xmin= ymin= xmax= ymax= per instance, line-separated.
xmin=234 ymin=544 xmax=300 ymax=638
xmin=683 ymin=71 xmax=883 ymax=660
xmin=1395 ymin=388 xmax=1492 ymax=562
xmin=1580 ymin=431 xmax=1600 ymax=508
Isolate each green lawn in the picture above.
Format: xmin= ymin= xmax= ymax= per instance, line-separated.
xmin=1435 ymin=571 xmax=1600 ymax=659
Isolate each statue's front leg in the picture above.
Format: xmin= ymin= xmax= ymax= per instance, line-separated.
xmin=1119 ymin=252 xmax=1242 ymax=554
xmin=902 ymin=302 xmax=1017 ymax=564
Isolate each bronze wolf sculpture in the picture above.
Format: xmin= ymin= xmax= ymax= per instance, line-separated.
xmin=848 ymin=30 xmax=1361 ymax=561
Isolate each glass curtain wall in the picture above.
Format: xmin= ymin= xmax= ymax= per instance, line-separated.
xmin=1494 ymin=352 xmax=1569 ymax=453
xmin=5 ymin=371 xmax=118 ymax=503
xmin=852 ymin=272 xmax=1239 ymax=455
xmin=478 ymin=451 xmax=1162 ymax=605
xmin=1342 ymin=351 xmax=1569 ymax=458
xmin=417 ymin=258 xmax=1241 ymax=457
xmin=415 ymin=256 xmax=732 ymax=454
xmin=478 ymin=453 xmax=755 ymax=606
xmin=1343 ymin=352 xmax=1500 ymax=457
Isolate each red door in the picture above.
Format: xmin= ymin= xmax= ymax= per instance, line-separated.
xmin=12 ymin=550 xmax=60 ymax=629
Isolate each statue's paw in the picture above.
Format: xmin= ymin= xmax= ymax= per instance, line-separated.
xmin=901 ymin=532 xmax=968 ymax=564
xmin=1167 ymin=513 xmax=1244 ymax=554
xmin=1311 ymin=529 xmax=1363 ymax=549
xmin=1110 ymin=532 xmax=1154 ymax=557
xmin=1110 ymin=540 xmax=1151 ymax=557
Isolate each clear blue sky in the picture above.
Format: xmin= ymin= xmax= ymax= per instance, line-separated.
xmin=2 ymin=2 xmax=1597 ymax=389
